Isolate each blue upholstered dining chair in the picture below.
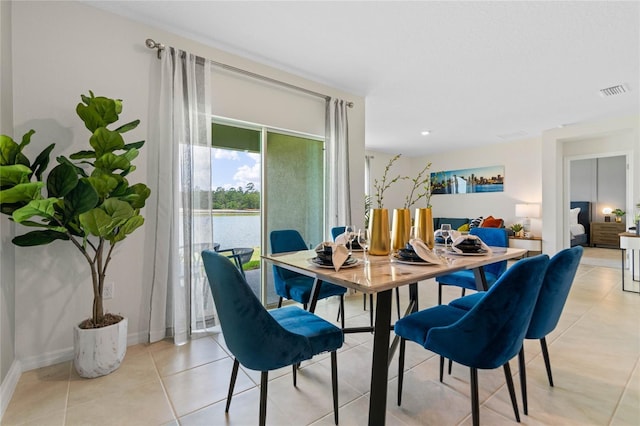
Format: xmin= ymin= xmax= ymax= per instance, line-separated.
xmin=395 ymin=254 xmax=550 ymax=426
xmin=270 ymin=229 xmax=347 ymax=327
xmin=449 ymin=245 xmax=583 ymax=415
xmin=331 ymin=226 xmax=346 ymax=241
xmin=435 ymin=227 xmax=509 ymax=304
xmin=201 ymin=250 xmax=344 ymax=426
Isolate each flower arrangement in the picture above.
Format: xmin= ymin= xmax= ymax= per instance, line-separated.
xmin=373 ymin=154 xmax=405 ymax=209
xmin=403 ymin=161 xmax=433 ymax=209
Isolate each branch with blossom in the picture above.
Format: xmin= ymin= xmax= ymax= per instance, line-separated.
xmin=403 ymin=162 xmax=433 ymax=209
xmin=373 ymin=154 xmax=406 ymax=209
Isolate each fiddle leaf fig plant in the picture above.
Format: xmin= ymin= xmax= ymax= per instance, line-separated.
xmin=0 ymin=92 xmax=150 ymax=328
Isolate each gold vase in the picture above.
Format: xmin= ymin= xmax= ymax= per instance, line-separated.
xmin=368 ymin=208 xmax=390 ymax=255
xmin=391 ymin=208 xmax=411 ymax=252
xmin=414 ymin=207 xmax=434 ymax=249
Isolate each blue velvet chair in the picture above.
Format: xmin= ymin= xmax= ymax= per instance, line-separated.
xmin=201 ymin=250 xmax=344 ymax=426
xmin=331 ymin=226 xmax=346 ymax=241
xmin=395 ymin=254 xmax=550 ymax=426
xmin=270 ymin=229 xmax=347 ymax=327
xmin=449 ymin=246 xmax=583 ymax=415
xmin=435 ymin=227 xmax=509 ymax=304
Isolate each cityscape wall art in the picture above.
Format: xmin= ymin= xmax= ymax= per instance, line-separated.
xmin=431 ymin=165 xmax=504 ymax=194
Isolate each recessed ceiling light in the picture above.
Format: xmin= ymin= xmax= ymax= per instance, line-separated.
xmin=421 ymin=130 xmax=431 ymax=136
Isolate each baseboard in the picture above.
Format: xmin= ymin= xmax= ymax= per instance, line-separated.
xmin=1 ymin=359 xmax=22 ymax=422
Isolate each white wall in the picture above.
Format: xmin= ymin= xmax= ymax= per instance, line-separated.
xmin=9 ymin=1 xmax=365 ymax=370
xmin=367 ymin=137 xmax=543 ymax=236
xmin=570 ymin=156 xmax=627 ymax=222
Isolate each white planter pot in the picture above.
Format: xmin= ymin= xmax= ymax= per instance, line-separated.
xmin=73 ymin=317 xmax=128 ymax=378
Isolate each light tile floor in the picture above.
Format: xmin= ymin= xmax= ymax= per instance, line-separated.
xmin=3 ymin=254 xmax=640 ymax=425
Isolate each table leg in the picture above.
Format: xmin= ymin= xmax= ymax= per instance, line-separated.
xmin=473 ymin=266 xmax=489 ymax=291
xmin=368 ymin=289 xmax=392 ymax=426
xmin=621 ymin=249 xmax=626 ymax=291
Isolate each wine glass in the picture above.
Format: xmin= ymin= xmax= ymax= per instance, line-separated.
xmin=345 ymin=225 xmax=356 ymax=254
xmin=440 ymin=223 xmax=452 ymax=248
xmin=357 ymin=229 xmax=370 ymax=264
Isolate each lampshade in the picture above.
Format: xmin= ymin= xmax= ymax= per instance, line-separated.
xmin=515 ymin=203 xmax=541 ymax=218
xmin=602 ymin=207 xmax=613 ymax=215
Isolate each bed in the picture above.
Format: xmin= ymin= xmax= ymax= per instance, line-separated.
xmin=570 ymin=201 xmax=591 ymax=247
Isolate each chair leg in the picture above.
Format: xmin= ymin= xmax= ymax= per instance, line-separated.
xmin=331 ymin=351 xmax=339 ymax=425
xmin=278 ymin=297 xmax=283 ymax=308
xmin=292 ymin=364 xmax=297 ymax=386
xmin=303 ymin=303 xmax=307 ymax=311
xmin=540 ymin=337 xmax=554 ymax=387
xmin=470 ymin=367 xmax=480 ymax=426
xmin=448 ymin=358 xmax=453 ymax=375
xmin=503 ymin=361 xmax=521 ymax=422
xmin=336 ymin=301 xmax=342 ymax=322
xmin=461 ymin=288 xmax=466 ymax=297
xmin=395 ymin=288 xmax=401 ymax=320
xmin=398 ymin=338 xmax=406 ymax=406
xmin=518 ymin=346 xmax=528 ymax=415
xmin=340 ymin=296 xmax=345 ymax=329
xmin=225 ymin=358 xmax=240 ymax=412
xmin=259 ymin=371 xmax=268 ymax=426
xmin=363 ymin=293 xmax=367 ymax=310
xmin=438 ymin=283 xmax=443 ymax=305
xmin=439 ymin=356 xmax=445 ymax=382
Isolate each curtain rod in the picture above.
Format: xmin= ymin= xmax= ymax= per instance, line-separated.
xmin=145 ymin=38 xmax=353 ymax=108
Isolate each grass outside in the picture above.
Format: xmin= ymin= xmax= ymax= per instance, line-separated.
xmin=243 ymin=246 xmax=261 ymax=271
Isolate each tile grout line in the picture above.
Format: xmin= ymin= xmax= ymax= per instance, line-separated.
xmin=608 ymin=353 xmax=640 ymax=425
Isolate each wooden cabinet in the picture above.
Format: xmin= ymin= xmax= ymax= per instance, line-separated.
xmin=509 ymin=236 xmax=542 ymax=257
xmin=590 ymin=222 xmax=626 ymax=248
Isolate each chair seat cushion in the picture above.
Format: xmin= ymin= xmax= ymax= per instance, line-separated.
xmin=285 ymin=276 xmax=347 ymax=304
xmin=435 ymin=270 xmax=500 ymax=290
xmin=395 ymin=305 xmax=468 ymax=346
xmin=449 ymin=292 xmax=485 ymax=310
xmin=270 ymin=306 xmax=344 ymax=355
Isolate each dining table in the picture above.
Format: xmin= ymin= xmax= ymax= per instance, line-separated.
xmin=262 ymin=245 xmax=527 ymax=426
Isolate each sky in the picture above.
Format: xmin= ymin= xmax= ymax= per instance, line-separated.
xmin=192 ymin=146 xmax=261 ymax=191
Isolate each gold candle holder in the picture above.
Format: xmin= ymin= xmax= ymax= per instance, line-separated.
xmin=368 ymin=208 xmax=390 ymax=255
xmin=414 ymin=207 xmax=435 ymax=249
xmin=391 ymin=208 xmax=411 ymax=251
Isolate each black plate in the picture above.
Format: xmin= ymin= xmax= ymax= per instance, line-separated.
xmin=311 ymin=256 xmax=356 ymax=266
xmin=398 ymin=248 xmax=422 ymax=260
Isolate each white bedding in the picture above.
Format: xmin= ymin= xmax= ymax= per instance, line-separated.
xmin=570 ymin=223 xmax=585 ymax=237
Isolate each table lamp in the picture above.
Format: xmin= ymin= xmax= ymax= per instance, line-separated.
xmin=602 ymin=207 xmax=612 ymax=222
xmin=515 ymin=203 xmax=541 ymax=237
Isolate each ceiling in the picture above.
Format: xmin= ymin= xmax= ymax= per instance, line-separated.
xmin=89 ymin=1 xmax=639 ymax=157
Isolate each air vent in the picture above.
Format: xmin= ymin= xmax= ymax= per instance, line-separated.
xmin=599 ymin=84 xmax=629 ymax=97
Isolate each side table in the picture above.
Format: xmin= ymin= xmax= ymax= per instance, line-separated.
xmin=619 ymin=232 xmax=640 ymax=294
xmin=508 ymin=236 xmax=542 ymax=257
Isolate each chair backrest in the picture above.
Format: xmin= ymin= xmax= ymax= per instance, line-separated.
xmin=201 ymin=250 xmax=310 ymax=371
xmin=331 ymin=226 xmax=346 ymax=241
xmin=270 ymin=229 xmax=311 ymax=294
xmin=526 ymin=246 xmax=583 ymax=339
xmin=427 ymin=254 xmax=549 ymax=370
xmin=469 ymin=227 xmax=509 ymax=277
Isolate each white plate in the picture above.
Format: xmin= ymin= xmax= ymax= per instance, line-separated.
xmin=446 ymin=249 xmax=489 ymax=256
xmin=392 ymin=254 xmax=439 ymax=265
xmin=308 ymin=257 xmax=360 ymax=269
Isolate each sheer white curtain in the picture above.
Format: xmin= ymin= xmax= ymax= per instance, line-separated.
xmin=146 ymin=47 xmax=214 ymax=344
xmin=325 ymin=98 xmax=352 ymax=231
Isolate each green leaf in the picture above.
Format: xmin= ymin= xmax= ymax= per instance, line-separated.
xmin=123 ymin=183 xmax=151 ymax=209
xmin=65 ymin=178 xmax=99 ymax=215
xmin=87 ymin=174 xmax=118 ymax=199
xmin=31 ymin=143 xmax=56 ymax=181
xmin=46 ymin=163 xmax=78 ymax=198
xmin=0 ymin=182 xmax=44 ymax=204
xmin=95 ymin=153 xmax=130 ymax=172
xmin=76 ymin=94 xmax=120 ymax=132
xmin=90 ymin=128 xmax=124 ymax=158
xmin=112 ymin=215 xmax=144 ymax=242
xmin=123 ymin=141 xmax=145 ymax=151
xmin=69 ymin=150 xmax=96 ymax=160
xmin=12 ymin=198 xmax=60 ymax=223
xmin=102 ymin=198 xmax=134 ymax=227
xmin=18 ymin=129 xmax=36 ymax=151
xmin=56 ymin=156 xmax=88 ymax=178
xmin=122 ymin=148 xmax=139 ymax=162
xmin=0 ymin=164 xmax=33 ymax=186
xmin=12 ymin=230 xmax=69 ymax=246
xmin=114 ymin=119 xmax=140 ymax=134
xmin=0 ymin=135 xmax=20 ymax=166
xmin=79 ymin=207 xmax=114 ymax=237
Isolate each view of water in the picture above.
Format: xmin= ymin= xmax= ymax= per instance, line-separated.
xmin=475 ymin=184 xmax=504 ymax=193
xmin=212 ymin=213 xmax=260 ymax=250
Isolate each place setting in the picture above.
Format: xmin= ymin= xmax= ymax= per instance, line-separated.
xmin=392 ymin=238 xmax=445 ymax=266
xmin=445 ymin=234 xmax=493 ymax=256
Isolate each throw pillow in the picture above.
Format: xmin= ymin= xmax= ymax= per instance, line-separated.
xmin=469 ymin=217 xmax=483 ymax=229
xmin=481 ymin=216 xmax=503 ymax=228
xmin=569 ymin=207 xmax=580 ymax=226
xmin=458 ymin=223 xmax=470 ymax=232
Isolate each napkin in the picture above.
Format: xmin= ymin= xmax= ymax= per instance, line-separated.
xmin=315 ymin=242 xmax=350 ymax=271
xmin=450 ymin=235 xmax=493 ymax=254
xmin=335 ymin=232 xmax=349 ymax=246
xmin=408 ymin=239 xmax=444 ymax=264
